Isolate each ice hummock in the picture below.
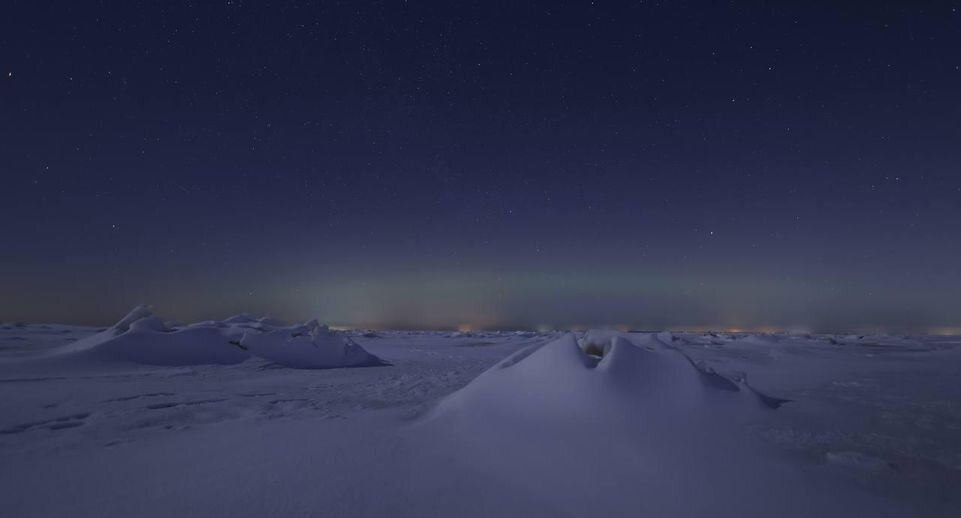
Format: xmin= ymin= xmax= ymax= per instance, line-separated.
xmin=47 ymin=306 xmax=384 ymax=369
xmin=241 ymin=321 xmax=385 ymax=369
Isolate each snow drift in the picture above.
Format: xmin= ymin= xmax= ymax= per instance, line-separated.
xmin=82 ymin=324 xmax=250 ymax=366
xmin=52 ymin=306 xmax=384 ymax=369
xmin=416 ymin=331 xmax=909 ymax=517
xmin=431 ymin=331 xmax=771 ymax=424
xmin=240 ymin=321 xmax=385 ymax=369
xmin=59 ymin=306 xmax=250 ymax=366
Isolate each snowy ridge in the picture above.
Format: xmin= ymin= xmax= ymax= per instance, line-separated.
xmin=429 ymin=331 xmax=775 ymax=423
xmin=416 ymin=331 xmax=913 ymax=517
xmin=44 ymin=306 xmax=384 ymax=369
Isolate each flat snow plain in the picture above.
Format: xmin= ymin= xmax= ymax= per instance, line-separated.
xmin=1 ymin=320 xmax=960 ymax=517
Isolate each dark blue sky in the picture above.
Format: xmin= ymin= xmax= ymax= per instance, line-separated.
xmin=2 ymin=1 xmax=960 ymax=332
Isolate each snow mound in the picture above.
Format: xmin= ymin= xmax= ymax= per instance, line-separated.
xmin=60 ymin=306 xmax=249 ymax=365
xmin=58 ymin=305 xmax=155 ymax=354
xmin=51 ymin=307 xmax=383 ymax=369
xmin=241 ymin=321 xmax=384 ymax=369
xmin=434 ymin=332 xmax=770 ymax=423
xmin=86 ymin=325 xmax=250 ymax=366
xmin=415 ymin=332 xmax=897 ymax=517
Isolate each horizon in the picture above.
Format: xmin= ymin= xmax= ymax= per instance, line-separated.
xmin=10 ymin=306 xmax=958 ymax=337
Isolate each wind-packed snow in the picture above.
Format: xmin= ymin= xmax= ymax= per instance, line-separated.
xmin=1 ymin=322 xmax=960 ymax=517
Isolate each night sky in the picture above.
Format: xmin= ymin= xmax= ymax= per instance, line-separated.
xmin=2 ymin=1 xmax=960 ymax=332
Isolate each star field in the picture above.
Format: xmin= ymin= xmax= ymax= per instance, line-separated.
xmin=1 ymin=1 xmax=960 ymax=332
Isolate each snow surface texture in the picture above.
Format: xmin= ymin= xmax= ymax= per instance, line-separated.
xmin=48 ymin=306 xmax=383 ymax=369
xmin=1 ymin=323 xmax=960 ymax=517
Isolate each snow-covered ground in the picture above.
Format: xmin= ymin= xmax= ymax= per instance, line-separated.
xmin=1 ymin=315 xmax=960 ymax=517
